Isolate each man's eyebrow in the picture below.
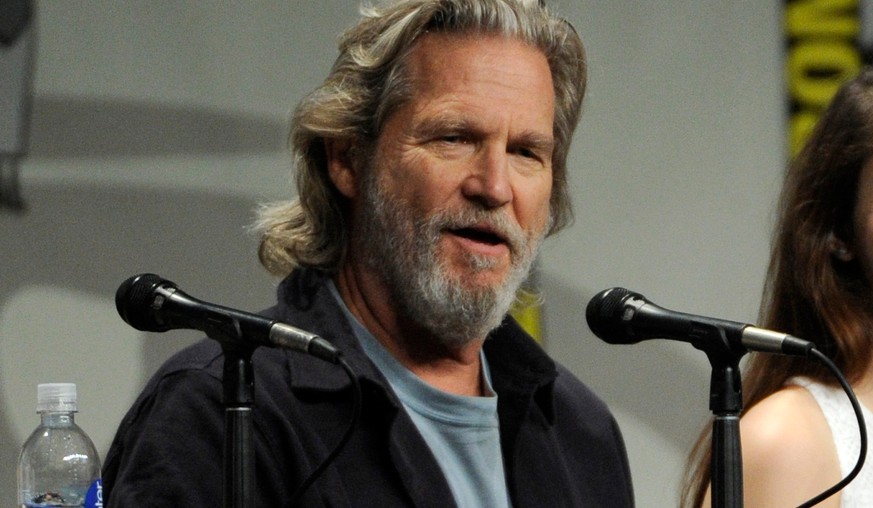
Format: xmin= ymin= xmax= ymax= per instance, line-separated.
xmin=412 ymin=114 xmax=476 ymax=137
xmin=512 ymin=130 xmax=556 ymax=155
xmin=414 ymin=115 xmax=555 ymax=150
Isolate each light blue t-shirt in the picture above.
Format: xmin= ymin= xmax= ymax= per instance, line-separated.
xmin=328 ymin=282 xmax=511 ymax=508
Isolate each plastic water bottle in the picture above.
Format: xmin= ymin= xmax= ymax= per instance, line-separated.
xmin=17 ymin=383 xmax=103 ymax=508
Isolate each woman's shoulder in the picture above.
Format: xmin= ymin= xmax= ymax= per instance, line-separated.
xmin=743 ymin=384 xmax=830 ymax=444
xmin=739 ymin=383 xmax=842 ymax=507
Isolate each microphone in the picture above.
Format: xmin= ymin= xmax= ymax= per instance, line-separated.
xmin=585 ymin=287 xmax=814 ymax=357
xmin=115 ymin=273 xmax=341 ymax=363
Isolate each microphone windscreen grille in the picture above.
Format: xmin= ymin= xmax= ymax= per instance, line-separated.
xmin=585 ymin=287 xmax=631 ymax=342
xmin=115 ymin=273 xmax=165 ymax=330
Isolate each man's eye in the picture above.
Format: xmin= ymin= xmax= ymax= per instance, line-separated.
xmin=513 ymin=147 xmax=540 ymax=161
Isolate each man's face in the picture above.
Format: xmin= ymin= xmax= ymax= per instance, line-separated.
xmin=355 ymin=32 xmax=556 ymax=346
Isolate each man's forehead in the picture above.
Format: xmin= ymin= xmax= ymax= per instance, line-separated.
xmin=406 ymin=30 xmax=548 ymax=72
xmin=400 ymin=32 xmax=555 ymax=124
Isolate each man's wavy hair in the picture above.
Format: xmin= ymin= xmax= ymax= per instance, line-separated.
xmin=255 ymin=0 xmax=587 ymax=276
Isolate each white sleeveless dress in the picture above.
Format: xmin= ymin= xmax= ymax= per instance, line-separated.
xmin=790 ymin=377 xmax=873 ymax=506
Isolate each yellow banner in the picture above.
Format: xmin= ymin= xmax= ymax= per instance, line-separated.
xmin=785 ymin=0 xmax=861 ymax=154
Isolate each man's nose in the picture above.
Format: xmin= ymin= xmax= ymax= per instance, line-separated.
xmin=461 ymin=147 xmax=513 ymax=209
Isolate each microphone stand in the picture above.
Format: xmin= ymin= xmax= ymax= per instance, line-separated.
xmin=697 ymin=326 xmax=746 ymax=508
xmin=218 ymin=340 xmax=256 ymax=508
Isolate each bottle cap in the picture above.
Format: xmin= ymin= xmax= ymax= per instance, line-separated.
xmin=37 ymin=383 xmax=77 ymax=413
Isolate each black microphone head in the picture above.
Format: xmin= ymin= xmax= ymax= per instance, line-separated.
xmin=115 ymin=273 xmax=175 ymax=332
xmin=586 ymin=287 xmax=640 ymax=344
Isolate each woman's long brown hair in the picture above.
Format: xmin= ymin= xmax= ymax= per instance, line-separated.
xmin=681 ymin=68 xmax=873 ymax=507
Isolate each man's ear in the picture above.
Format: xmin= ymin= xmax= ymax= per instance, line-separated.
xmin=325 ymin=138 xmax=358 ymax=199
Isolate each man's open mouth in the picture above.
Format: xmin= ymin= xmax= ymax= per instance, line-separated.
xmin=450 ymin=226 xmax=506 ymax=246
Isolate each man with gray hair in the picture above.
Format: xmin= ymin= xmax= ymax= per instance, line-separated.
xmin=103 ymin=1 xmax=634 ymax=506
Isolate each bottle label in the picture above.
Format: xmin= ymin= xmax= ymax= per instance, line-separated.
xmin=84 ymin=479 xmax=103 ymax=508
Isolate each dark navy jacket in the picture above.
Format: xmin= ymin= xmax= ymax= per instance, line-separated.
xmin=103 ymin=268 xmax=634 ymax=507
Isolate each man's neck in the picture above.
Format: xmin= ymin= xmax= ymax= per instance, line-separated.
xmin=335 ymin=262 xmax=486 ymax=397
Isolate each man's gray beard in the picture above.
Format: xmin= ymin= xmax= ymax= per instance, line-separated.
xmin=358 ymin=171 xmax=546 ymax=350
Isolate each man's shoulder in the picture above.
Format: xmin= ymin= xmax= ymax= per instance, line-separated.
xmin=135 ymin=334 xmax=298 ymax=409
xmin=126 ymin=339 xmax=231 ymax=416
xmin=152 ymin=338 xmax=224 ymax=377
xmin=487 ymin=320 xmax=617 ymax=425
xmin=552 ymin=362 xmax=607 ymax=404
xmin=550 ymin=361 xmax=618 ymax=429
